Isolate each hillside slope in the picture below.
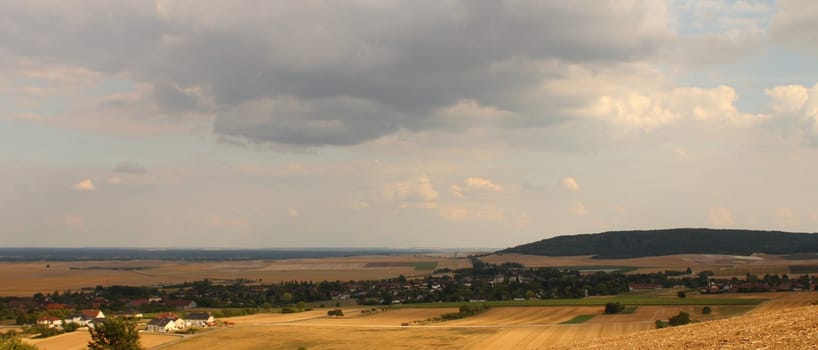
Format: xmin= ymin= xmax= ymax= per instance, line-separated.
xmin=547 ymin=304 xmax=818 ymax=350
xmin=501 ymin=228 xmax=818 ymax=258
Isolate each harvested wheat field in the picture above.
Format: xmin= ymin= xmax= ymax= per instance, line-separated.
xmin=24 ymin=330 xmax=179 ymax=350
xmin=444 ymin=307 xmax=594 ymax=326
xmin=160 ymin=306 xmax=685 ymax=350
xmin=290 ymin=308 xmax=459 ymax=326
xmin=548 ymin=305 xmax=818 ymax=350
xmin=483 ymin=253 xmax=818 ymax=276
xmin=0 ymin=255 xmax=470 ymax=296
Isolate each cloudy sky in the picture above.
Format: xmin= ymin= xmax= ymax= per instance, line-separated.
xmin=1 ymin=0 xmax=817 ymax=248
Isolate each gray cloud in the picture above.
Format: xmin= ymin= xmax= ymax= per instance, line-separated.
xmin=770 ymin=0 xmax=818 ymax=53
xmin=0 ymin=1 xmax=671 ymax=146
xmin=113 ymin=161 xmax=148 ymax=174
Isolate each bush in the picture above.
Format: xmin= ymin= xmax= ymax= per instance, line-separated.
xmin=327 ymin=309 xmax=344 ymax=317
xmin=677 ymin=291 xmax=686 ymax=298
xmin=668 ymin=311 xmax=691 ymax=326
xmin=702 ymin=306 xmax=712 ymax=314
xmin=655 ymin=320 xmax=667 ymax=329
xmin=604 ymin=302 xmax=625 ymax=314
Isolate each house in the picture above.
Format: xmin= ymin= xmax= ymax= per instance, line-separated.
xmin=37 ymin=316 xmax=63 ymax=328
xmin=116 ymin=309 xmax=144 ymax=319
xmin=147 ymin=317 xmax=183 ymax=333
xmin=126 ymin=299 xmax=150 ymax=307
xmin=184 ymin=312 xmax=214 ymax=328
xmin=166 ymin=300 xmax=197 ymax=310
xmin=66 ymin=312 xmax=94 ymax=326
xmin=45 ymin=303 xmax=71 ymax=310
xmin=80 ymin=309 xmax=105 ymax=319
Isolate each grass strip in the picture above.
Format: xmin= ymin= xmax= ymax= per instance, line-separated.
xmin=559 ymin=314 xmax=594 ymax=324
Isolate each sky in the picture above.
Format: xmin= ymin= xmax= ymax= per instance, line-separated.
xmin=1 ymin=0 xmax=818 ymax=248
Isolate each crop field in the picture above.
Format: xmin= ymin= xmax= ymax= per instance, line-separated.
xmin=155 ymin=293 xmax=805 ymax=350
xmin=482 ymin=253 xmax=818 ymax=277
xmin=23 ymin=330 xmax=179 ymax=350
xmin=0 ymin=255 xmax=471 ymax=296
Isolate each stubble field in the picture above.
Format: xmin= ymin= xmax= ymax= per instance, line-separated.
xmin=0 ymin=255 xmax=470 ymax=296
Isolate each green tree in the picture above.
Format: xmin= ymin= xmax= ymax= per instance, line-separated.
xmin=87 ymin=318 xmax=143 ymax=350
xmin=668 ymin=311 xmax=691 ymax=326
xmin=701 ymin=306 xmax=712 ymax=314
xmin=0 ymin=336 xmax=39 ymax=350
xmin=281 ymin=292 xmax=293 ymax=304
xmin=677 ymin=291 xmax=686 ymax=298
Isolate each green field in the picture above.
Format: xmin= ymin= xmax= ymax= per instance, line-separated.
xmin=392 ymin=296 xmax=765 ymax=309
xmin=559 ymin=314 xmax=595 ymax=324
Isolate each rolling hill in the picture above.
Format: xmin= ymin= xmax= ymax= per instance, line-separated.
xmin=501 ymin=228 xmax=818 ymax=258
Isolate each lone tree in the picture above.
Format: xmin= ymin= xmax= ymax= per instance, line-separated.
xmin=88 ymin=317 xmax=143 ymax=350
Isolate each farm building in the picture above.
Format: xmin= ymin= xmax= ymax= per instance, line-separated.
xmin=36 ymin=316 xmax=62 ymax=328
xmin=184 ymin=312 xmax=214 ymax=328
xmin=147 ymin=317 xmax=184 ymax=333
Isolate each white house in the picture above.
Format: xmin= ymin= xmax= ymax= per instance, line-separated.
xmin=147 ymin=317 xmax=183 ymax=333
xmin=36 ymin=316 xmax=62 ymax=328
xmin=184 ymin=312 xmax=214 ymax=328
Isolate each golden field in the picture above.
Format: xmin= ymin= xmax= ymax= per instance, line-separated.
xmin=0 ymin=255 xmax=470 ymax=296
xmin=8 ymin=253 xmax=818 ymax=349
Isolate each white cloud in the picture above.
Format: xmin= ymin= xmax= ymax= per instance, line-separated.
xmin=451 ymin=177 xmax=504 ymax=198
xmin=73 ymin=179 xmax=95 ymax=191
xmin=765 ymin=84 xmax=818 ymax=138
xmin=561 ymin=177 xmax=581 ymax=191
xmin=708 ymin=206 xmax=734 ymax=226
xmin=107 ymin=177 xmax=122 ymax=184
xmin=383 ymin=175 xmax=439 ymax=208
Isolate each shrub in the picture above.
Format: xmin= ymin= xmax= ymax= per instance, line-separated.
xmin=604 ymin=302 xmax=625 ymax=314
xmin=326 ymin=309 xmax=344 ymax=317
xmin=655 ymin=320 xmax=667 ymax=329
xmin=677 ymin=291 xmax=686 ymax=298
xmin=702 ymin=306 xmax=712 ymax=314
xmin=668 ymin=311 xmax=691 ymax=326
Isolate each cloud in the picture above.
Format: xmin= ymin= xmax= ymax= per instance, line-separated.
xmin=383 ymin=175 xmax=439 ymax=208
xmin=114 ymin=161 xmax=148 ymax=174
xmin=0 ymin=0 xmax=672 ymax=146
xmin=770 ymin=0 xmax=818 ymax=53
xmin=451 ymin=177 xmax=504 ymax=198
xmin=288 ymin=209 xmax=299 ymax=218
xmin=581 ymin=85 xmax=766 ymax=132
xmin=440 ymin=207 xmax=469 ymax=221
xmin=764 ymin=83 xmax=818 ymax=142
xmin=73 ymin=179 xmax=95 ymax=191
xmin=561 ymin=177 xmax=581 ymax=191
xmin=107 ymin=176 xmax=123 ymax=184
xmin=708 ymin=206 xmax=734 ymax=226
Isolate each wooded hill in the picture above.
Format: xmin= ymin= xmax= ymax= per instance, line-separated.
xmin=500 ymin=228 xmax=818 ymax=258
